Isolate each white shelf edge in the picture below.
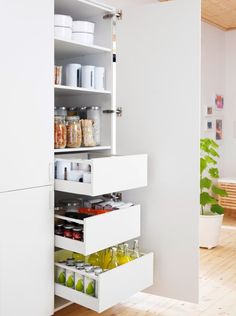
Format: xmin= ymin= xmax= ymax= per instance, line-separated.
xmin=55 ymin=37 xmax=112 ymax=53
xmin=55 ymin=84 xmax=111 ymax=95
xmin=54 ymin=146 xmax=111 ymax=154
xmin=55 ymin=214 xmax=84 ymax=225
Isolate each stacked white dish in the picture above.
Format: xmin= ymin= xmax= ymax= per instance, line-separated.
xmin=54 ymin=14 xmax=72 ymax=40
xmin=72 ymin=21 xmax=95 ymax=45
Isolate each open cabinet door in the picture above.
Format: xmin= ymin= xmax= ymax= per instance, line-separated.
xmin=115 ymin=0 xmax=200 ymax=303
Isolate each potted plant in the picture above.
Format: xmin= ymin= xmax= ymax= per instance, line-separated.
xmin=200 ymin=138 xmax=227 ymax=249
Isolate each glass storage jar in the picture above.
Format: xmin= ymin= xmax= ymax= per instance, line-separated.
xmin=87 ymin=106 xmax=101 ymax=145
xmin=67 ymin=107 xmax=78 ymax=116
xmin=55 ymin=106 xmax=67 ymax=116
xmin=66 ymin=116 xmax=82 ymax=148
xmin=78 ymin=106 xmax=87 ymax=119
xmin=54 ymin=116 xmax=67 ymax=149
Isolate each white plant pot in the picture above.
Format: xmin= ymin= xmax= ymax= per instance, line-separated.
xmin=199 ymin=213 xmax=224 ymax=249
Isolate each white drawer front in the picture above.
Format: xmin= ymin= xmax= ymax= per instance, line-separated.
xmin=55 ymin=154 xmax=147 ymax=196
xmin=55 ymin=205 xmax=141 ymax=255
xmin=55 ymin=252 xmax=154 ymax=313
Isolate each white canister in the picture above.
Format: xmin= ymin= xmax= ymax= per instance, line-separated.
xmin=65 ymin=64 xmax=81 ymax=87
xmin=94 ymin=67 xmax=105 ymax=90
xmin=79 ymin=163 xmax=91 ymax=172
xmin=72 ymin=32 xmax=94 ymax=45
xmin=67 ymin=170 xmax=83 ymax=182
xmin=81 ymin=65 xmax=95 ymax=89
xmin=54 ymin=14 xmax=73 ymax=28
xmin=72 ymin=21 xmax=95 ymax=33
xmin=54 ymin=26 xmax=72 ymax=40
xmin=83 ymin=172 xmax=92 ymax=184
xmin=56 ymin=161 xmax=72 ymax=180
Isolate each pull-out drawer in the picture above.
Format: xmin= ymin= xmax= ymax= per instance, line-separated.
xmin=55 ymin=154 xmax=147 ymax=196
xmin=55 ymin=205 xmax=140 ymax=255
xmin=55 ymin=252 xmax=153 ymax=313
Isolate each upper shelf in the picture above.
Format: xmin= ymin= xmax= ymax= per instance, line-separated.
xmin=55 ymin=38 xmax=111 ymax=59
xmin=55 ymin=85 xmax=111 ymax=96
xmin=55 ymin=0 xmax=115 ymax=20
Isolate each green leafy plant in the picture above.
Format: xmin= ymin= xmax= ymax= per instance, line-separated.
xmin=200 ymin=138 xmax=227 ymax=215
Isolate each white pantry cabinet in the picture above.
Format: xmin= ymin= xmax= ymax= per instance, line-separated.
xmin=0 ymin=186 xmax=54 ymax=316
xmin=0 ymin=0 xmax=54 ymax=193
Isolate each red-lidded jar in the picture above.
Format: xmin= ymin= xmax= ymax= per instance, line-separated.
xmin=63 ymin=224 xmax=73 ymax=238
xmin=72 ymin=227 xmax=83 ymax=241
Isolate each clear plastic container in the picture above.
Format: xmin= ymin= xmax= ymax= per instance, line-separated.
xmin=55 ymin=106 xmax=67 ymax=116
xmin=54 ymin=115 xmax=67 ymax=149
xmin=87 ymin=106 xmax=101 ymax=146
xmin=66 ymin=116 xmax=82 ymax=148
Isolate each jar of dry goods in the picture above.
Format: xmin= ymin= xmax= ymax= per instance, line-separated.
xmin=87 ymin=106 xmax=101 ymax=145
xmin=66 ymin=116 xmax=82 ymax=148
xmin=54 ymin=116 xmax=67 ymax=149
xmin=67 ymin=106 xmax=78 ymax=116
xmin=81 ymin=119 xmax=96 ymax=147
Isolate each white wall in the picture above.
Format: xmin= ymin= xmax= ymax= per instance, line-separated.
xmin=201 ymin=22 xmax=236 ymax=177
xmin=223 ymin=31 xmax=236 ymax=177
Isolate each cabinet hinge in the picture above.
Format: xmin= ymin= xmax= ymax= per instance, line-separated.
xmin=103 ymin=107 xmax=122 ymax=117
xmin=103 ymin=9 xmax=122 ymax=20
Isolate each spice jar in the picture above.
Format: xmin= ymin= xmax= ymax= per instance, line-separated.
xmin=87 ymin=106 xmax=101 ymax=145
xmin=63 ymin=224 xmax=73 ymax=238
xmin=72 ymin=226 xmax=83 ymax=241
xmin=54 ymin=116 xmax=67 ymax=149
xmin=67 ymin=107 xmax=78 ymax=116
xmin=66 ymin=116 xmax=82 ymax=148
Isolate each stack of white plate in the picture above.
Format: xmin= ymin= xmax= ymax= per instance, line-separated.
xmin=54 ymin=14 xmax=72 ymax=40
xmin=72 ymin=21 xmax=95 ymax=45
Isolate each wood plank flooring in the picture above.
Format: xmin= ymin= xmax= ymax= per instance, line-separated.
xmin=55 ymin=217 xmax=236 ymax=316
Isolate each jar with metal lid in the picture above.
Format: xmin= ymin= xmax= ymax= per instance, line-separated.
xmin=55 ymin=106 xmax=67 ymax=116
xmin=78 ymin=106 xmax=87 ymax=119
xmin=66 ymin=116 xmax=82 ymax=148
xmin=67 ymin=106 xmax=78 ymax=116
xmin=63 ymin=224 xmax=74 ymax=238
xmin=54 ymin=116 xmax=67 ymax=149
xmin=87 ymin=106 xmax=101 ymax=145
xmin=72 ymin=226 xmax=83 ymax=241
xmin=55 ymin=223 xmax=64 ymax=236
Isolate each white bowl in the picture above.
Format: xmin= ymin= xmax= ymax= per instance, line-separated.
xmin=72 ymin=21 xmax=95 ymax=33
xmin=54 ymin=26 xmax=72 ymax=40
xmin=72 ymin=32 xmax=94 ymax=45
xmin=54 ymin=14 xmax=72 ymax=28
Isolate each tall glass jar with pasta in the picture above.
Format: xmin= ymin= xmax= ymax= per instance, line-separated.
xmin=66 ymin=116 xmax=82 ymax=148
xmin=54 ymin=116 xmax=66 ymax=149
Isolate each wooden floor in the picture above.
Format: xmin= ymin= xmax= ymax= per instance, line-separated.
xmin=56 ymin=217 xmax=236 ymax=316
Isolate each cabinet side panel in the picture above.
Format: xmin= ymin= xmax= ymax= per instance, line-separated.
xmin=0 ymin=0 xmax=54 ymax=192
xmin=0 ymin=186 xmax=54 ymax=316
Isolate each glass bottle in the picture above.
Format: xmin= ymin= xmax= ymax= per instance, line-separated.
xmin=87 ymin=252 xmax=100 ymax=266
xmin=107 ymin=247 xmax=119 ymax=270
xmin=130 ymin=240 xmax=140 ymax=260
xmin=117 ymin=243 xmax=124 ymax=265
xmin=102 ymin=248 xmax=112 ymax=269
xmin=118 ymin=243 xmax=131 ymax=265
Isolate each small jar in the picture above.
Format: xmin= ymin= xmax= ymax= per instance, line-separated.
xmin=66 ymin=116 xmax=82 ymax=148
xmin=87 ymin=106 xmax=101 ymax=145
xmin=55 ymin=106 xmax=67 ymax=116
xmin=54 ymin=116 xmax=67 ymax=149
xmin=67 ymin=107 xmax=78 ymax=116
xmin=72 ymin=227 xmax=83 ymax=241
xmin=63 ymin=224 xmax=73 ymax=238
xmin=55 ymin=223 xmax=64 ymax=236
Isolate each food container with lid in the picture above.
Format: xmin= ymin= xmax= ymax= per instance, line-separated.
xmin=66 ymin=116 xmax=82 ymax=148
xmin=54 ymin=26 xmax=72 ymax=40
xmin=87 ymin=106 xmax=101 ymax=145
xmin=54 ymin=116 xmax=67 ymax=149
xmin=72 ymin=32 xmax=94 ymax=45
xmin=54 ymin=14 xmax=73 ymax=28
xmin=72 ymin=21 xmax=95 ymax=33
xmin=94 ymin=67 xmax=105 ymax=90
xmin=67 ymin=107 xmax=78 ymax=116
xmin=55 ymin=106 xmax=67 ymax=116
